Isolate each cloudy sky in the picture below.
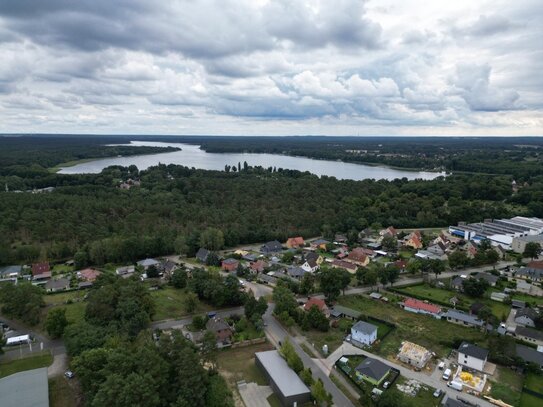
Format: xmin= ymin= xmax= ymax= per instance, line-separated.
xmin=0 ymin=0 xmax=542 ymax=135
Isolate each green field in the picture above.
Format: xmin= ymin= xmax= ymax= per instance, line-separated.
xmin=489 ymin=366 xmax=523 ymax=406
xmin=338 ymin=295 xmax=488 ymax=358
xmin=0 ymin=353 xmax=53 ymax=378
xmin=519 ymin=392 xmax=543 ymax=407
xmin=524 ymin=372 xmax=543 ymax=394
xmin=217 ymin=342 xmax=274 ymax=387
xmin=150 ymin=287 xmax=213 ymax=321
xmin=44 ymin=290 xmax=87 ymax=306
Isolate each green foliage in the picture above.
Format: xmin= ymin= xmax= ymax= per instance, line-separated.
xmin=192 ymin=315 xmax=207 ymax=330
xmin=272 ymin=286 xmax=298 ymax=317
xmin=45 ymin=308 xmax=68 ymax=338
xmin=188 ymin=268 xmax=244 ymax=307
xmin=244 ymin=295 xmax=268 ymax=324
xmin=199 ymin=228 xmax=225 ymax=251
xmin=0 ymin=282 xmax=44 ymax=325
xmin=318 ymin=267 xmax=350 ymax=302
xmin=300 ymin=368 xmax=314 ymax=386
xmin=311 ymin=378 xmax=333 ymax=406
xmin=300 ymin=272 xmax=316 ymax=295
xmin=184 ymin=292 xmax=198 ymax=313
xmin=463 ymin=277 xmax=489 ymax=298
xmin=205 ymin=374 xmax=235 ymax=407
xmin=448 ymin=250 xmax=469 ymax=269
xmin=171 ymin=268 xmax=188 ymax=289
xmin=280 ymin=339 xmax=304 ymax=374
xmin=303 ymin=306 xmax=329 ymax=332
xmin=524 ymin=242 xmax=542 ymax=259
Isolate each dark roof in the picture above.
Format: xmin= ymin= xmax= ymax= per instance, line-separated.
xmin=516 ymin=308 xmax=539 ymax=321
xmin=312 ymin=239 xmax=329 ymax=245
xmin=355 ymin=358 xmax=391 ymax=381
xmin=517 ymin=267 xmax=543 ymax=279
xmin=206 ymin=317 xmax=231 ymax=332
xmin=444 ymin=398 xmax=467 ymax=407
xmin=305 ymin=252 xmax=319 ymax=262
xmin=469 ymin=302 xmax=485 ymax=314
xmin=512 ymin=300 xmax=526 ymax=308
xmin=255 ymin=351 xmax=310 ymax=398
xmin=331 ymin=305 xmax=361 ymax=319
xmin=196 ymin=248 xmax=209 ymax=261
xmin=45 ymin=278 xmax=70 ymax=290
xmin=352 ymin=321 xmax=377 ymax=336
xmin=261 ymin=240 xmax=283 ymax=252
xmin=0 ymin=265 xmax=22 ymax=277
xmin=451 ymin=276 xmax=464 ymax=287
xmin=162 ymin=260 xmax=178 ymax=273
xmin=473 ymin=272 xmax=498 ymax=284
xmin=31 ymin=262 xmax=50 ymax=276
xmin=286 ymin=266 xmax=306 ymax=278
xmin=443 ymin=310 xmax=483 ymax=326
xmin=458 ymin=342 xmax=489 ymax=360
xmin=516 ymin=344 xmax=543 ymax=366
xmin=516 ymin=326 xmax=543 ymax=341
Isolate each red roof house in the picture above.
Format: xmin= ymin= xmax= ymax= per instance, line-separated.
xmin=250 ymin=260 xmax=267 ymax=273
xmin=330 ymin=259 xmax=357 ymax=273
xmin=346 ymin=248 xmax=370 ymax=267
xmin=402 ymin=298 xmax=442 ymax=317
xmin=221 ymin=258 xmax=239 ymax=272
xmin=286 ymin=236 xmax=305 ymax=248
xmin=405 ymin=232 xmax=423 ymax=249
xmin=78 ymin=268 xmax=102 ymax=282
xmin=527 ymin=260 xmax=543 ymax=270
xmin=304 ymin=297 xmax=330 ymax=317
xmin=31 ymin=262 xmax=51 ymax=280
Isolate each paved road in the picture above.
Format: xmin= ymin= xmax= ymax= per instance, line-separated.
xmin=263 ymin=304 xmax=355 ymax=407
xmin=325 ymin=342 xmax=495 ymax=407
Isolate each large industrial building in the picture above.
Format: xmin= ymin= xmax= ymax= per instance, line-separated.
xmin=449 ymin=216 xmax=543 ymax=249
xmin=255 ymin=350 xmax=311 ymax=407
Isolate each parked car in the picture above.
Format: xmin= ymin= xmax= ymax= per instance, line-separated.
xmin=433 ymin=389 xmax=442 ymax=398
xmin=64 ymin=370 xmax=75 ymax=379
xmin=442 ymin=368 xmax=452 ymax=380
xmin=438 ymin=361 xmax=445 ymax=370
xmin=383 ymin=381 xmax=391 ymax=389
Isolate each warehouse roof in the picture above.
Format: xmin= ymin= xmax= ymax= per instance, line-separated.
xmin=0 ymin=367 xmax=49 ymax=407
xmin=255 ymin=350 xmax=310 ymax=398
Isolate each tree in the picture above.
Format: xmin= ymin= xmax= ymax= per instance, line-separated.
xmin=206 ymin=374 xmax=235 ymax=407
xmin=381 ymin=235 xmax=398 ymax=252
xmin=205 ymin=252 xmax=221 ymax=267
xmin=306 ymin=306 xmax=329 ymax=332
xmin=523 ymin=242 xmax=541 ymax=260
xmin=318 ymin=267 xmax=343 ymax=303
xmin=201 ymin=331 xmax=218 ymax=370
xmin=448 ymin=250 xmax=469 ymax=269
xmin=74 ymin=250 xmax=89 ymax=269
xmin=280 ymin=339 xmax=303 ymax=374
xmin=199 ymin=228 xmax=225 ymax=251
xmin=311 ymin=378 xmax=332 ymax=406
xmin=282 ymin=251 xmax=294 ymax=263
xmin=462 ymin=278 xmax=489 ymax=298
xmin=431 ymin=259 xmax=446 ymax=280
xmin=184 ymin=292 xmax=199 ymax=313
xmin=45 ymin=308 xmax=68 ymax=338
xmin=377 ymin=390 xmax=412 ymax=407
xmin=174 ymin=235 xmax=189 ymax=255
xmin=171 ymin=268 xmax=188 ymax=289
xmin=300 ymin=368 xmax=314 ymax=386
xmin=192 ymin=315 xmax=206 ymax=330
xmin=360 ymin=268 xmax=378 ymax=288
xmin=485 ymin=249 xmax=499 ymax=264
xmin=386 ymin=266 xmax=400 ymax=286
xmin=0 ymin=282 xmax=44 ymax=326
xmin=273 ymin=286 xmax=297 ymax=317
xmin=479 ymin=239 xmax=492 ymax=251
xmin=406 ymin=259 xmax=422 ymax=275
xmin=338 ymin=268 xmax=351 ymax=295
xmin=146 ymin=265 xmax=159 ymax=278
xmin=300 ymin=272 xmax=316 ymax=295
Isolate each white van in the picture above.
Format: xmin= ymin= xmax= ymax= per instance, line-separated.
xmin=438 ymin=361 xmax=445 ymax=370
xmin=448 ymin=381 xmax=463 ymax=391
xmin=442 ymin=368 xmax=452 ymax=380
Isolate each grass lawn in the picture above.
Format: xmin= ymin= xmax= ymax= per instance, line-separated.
xmin=520 ymin=392 xmax=543 ymax=407
xmin=51 ymin=264 xmax=74 ymax=274
xmin=523 ymin=372 xmax=543 ymax=393
xmin=217 ymin=342 xmax=274 ymax=387
xmin=0 ymin=352 xmax=53 ymax=378
xmin=338 ymin=295 xmax=488 ymax=359
xmin=150 ymin=287 xmax=213 ymax=321
xmin=304 ymin=328 xmax=345 ymax=356
xmin=267 ymin=394 xmax=282 ymax=407
xmin=395 ymin=377 xmax=442 ymax=407
xmin=509 ymin=292 xmax=543 ymax=307
xmin=44 ymin=290 xmax=87 ymax=306
xmin=49 ymin=376 xmax=78 ymax=407
xmin=489 ymin=366 xmax=523 ymax=407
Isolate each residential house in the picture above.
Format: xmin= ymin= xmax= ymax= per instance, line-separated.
xmin=527 ymin=260 xmax=543 ymax=270
xmin=206 ymin=317 xmax=233 ymax=345
xmin=334 ymin=247 xmax=349 ymax=259
xmin=301 ymin=257 xmax=319 ymax=273
xmin=465 ymin=241 xmax=478 ymax=259
xmin=334 ymin=234 xmax=348 ymax=243
xmin=249 ymin=260 xmax=267 ymax=274
xmin=0 ymin=265 xmax=22 ymax=279
xmin=310 ymin=239 xmax=329 ymax=250
xmin=392 ymin=260 xmax=407 ymax=272
xmin=469 ymin=302 xmax=485 ymax=316
xmin=514 ymin=326 xmax=543 ymax=346
xmin=369 ymin=292 xmax=382 ymax=300
xmin=116 ymin=265 xmax=135 ymax=278
xmin=516 ymin=344 xmax=543 ymax=369
xmin=260 ymin=240 xmax=283 ymax=254
xmin=242 ymin=253 xmax=258 ymax=262
xmin=45 ymin=278 xmax=70 ymax=293
xmin=31 ymin=262 xmax=51 ymax=281
xmin=451 ymin=276 xmax=465 ymax=291
xmin=195 ymin=248 xmax=210 ymax=263
xmin=286 ymin=236 xmax=305 ymax=249
xmin=330 ymin=305 xmax=361 ymax=320
xmin=427 ymin=242 xmax=448 ymax=258
xmin=515 ymin=308 xmax=539 ymax=327
xmin=354 ymin=358 xmax=391 ymax=386
xmin=137 ymin=258 xmax=161 ymax=271
xmin=77 ymin=268 xmax=101 ymax=283
xmin=234 ymin=249 xmax=249 ymax=257
xmin=516 ymin=267 xmax=543 ymax=282
xmin=379 ymin=226 xmax=397 ymax=238
xmin=221 ymin=258 xmax=239 ymax=272
xmin=330 ymin=259 xmax=357 ymax=274
xmin=457 ymin=342 xmax=488 ymax=372
xmin=473 ymin=272 xmax=498 ymax=286
xmin=404 ymin=231 xmax=423 ymax=250
xmin=346 ymin=248 xmax=370 ymax=267
xmin=304 ymin=252 xmax=324 ymax=266
xmin=285 ymin=266 xmax=306 ymax=280
xmin=512 ymin=300 xmax=527 ymax=309
xmin=443 ymin=310 xmax=484 ymax=328
xmin=401 ymin=298 xmax=442 ymax=318
xmin=161 ymin=260 xmax=178 ymax=277
xmin=351 ymin=321 xmax=378 ymax=346
xmin=397 ymin=341 xmax=432 ymax=369
xmin=415 ymin=250 xmax=445 ymax=261
xmin=434 ymin=233 xmax=450 ymax=248
xmin=303 ymin=297 xmax=330 ymax=318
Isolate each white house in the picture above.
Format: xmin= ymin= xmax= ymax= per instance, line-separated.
xmin=457 ymin=342 xmax=489 ymax=372
xmin=514 ymin=308 xmax=538 ymax=328
xmin=351 ymin=321 xmax=378 ymax=346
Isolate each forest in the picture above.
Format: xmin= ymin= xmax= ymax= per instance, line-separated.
xmin=1 ymin=135 xmax=543 ymax=265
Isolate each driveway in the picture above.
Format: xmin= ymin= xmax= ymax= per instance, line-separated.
xmin=238 ymin=382 xmax=273 ymax=407
xmin=48 ymin=353 xmax=68 ymax=378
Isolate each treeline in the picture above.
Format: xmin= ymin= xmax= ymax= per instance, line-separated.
xmin=2 ymin=161 xmax=539 ymax=265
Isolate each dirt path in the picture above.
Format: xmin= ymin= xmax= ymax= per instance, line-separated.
xmin=48 ymin=352 xmax=68 ymax=378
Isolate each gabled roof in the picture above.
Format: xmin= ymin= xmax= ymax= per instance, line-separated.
xmin=355 ymin=357 xmax=390 ymax=381
xmin=286 ymin=236 xmax=305 ymax=246
xmin=330 ymin=259 xmax=357 ymax=271
xmin=516 ymin=326 xmax=543 ymax=341
xmin=162 ymin=260 xmax=178 ymax=273
xmin=78 ymin=268 xmax=101 ymax=282
xmin=352 ymin=321 xmax=378 ymax=336
xmin=473 ymin=272 xmax=498 ymax=284
xmin=311 ymin=239 xmax=329 ymax=246
xmin=304 ymin=297 xmax=327 ymax=312
xmin=331 ymin=305 xmax=361 ymax=319
xmin=31 ymin=262 xmax=50 ymax=276
xmin=196 ymin=248 xmax=210 ymax=261
xmin=206 ymin=317 xmax=231 ymax=332
xmin=527 ymin=260 xmax=543 ymax=270
xmin=516 ymin=308 xmax=538 ymax=321
xmin=0 ymin=265 xmax=22 ymax=277
xmin=250 ymin=260 xmax=267 ymax=272
xmin=261 ymin=240 xmax=283 ymax=252
xmin=458 ymin=342 xmax=489 ymax=360
xmin=137 ymin=258 xmax=160 ymax=267
xmin=443 ymin=310 xmax=483 ymax=326
xmin=516 ymin=344 xmax=543 ymax=366
xmin=286 ymin=266 xmax=306 ymax=278
xmin=45 ymin=278 xmax=70 ymax=290
xmin=222 ymin=258 xmax=239 ymax=265
xmin=347 ymin=248 xmax=368 ymax=263
xmin=305 ymin=252 xmax=320 ymax=262
xmin=517 ymin=267 xmax=543 ymax=279
xmin=403 ymin=298 xmax=442 ymax=314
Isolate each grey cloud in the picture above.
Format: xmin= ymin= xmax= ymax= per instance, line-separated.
xmin=467 ymin=15 xmax=518 ymax=37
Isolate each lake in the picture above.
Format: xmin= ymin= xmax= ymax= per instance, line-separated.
xmin=58 ymin=141 xmax=445 ymax=181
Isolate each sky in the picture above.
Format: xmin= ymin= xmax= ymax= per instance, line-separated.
xmin=0 ymin=0 xmax=542 ymax=136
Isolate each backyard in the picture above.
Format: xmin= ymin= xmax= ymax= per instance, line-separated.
xmin=150 ymin=287 xmax=213 ymax=321
xmin=338 ymin=295 xmax=488 ymax=358
xmin=488 ymin=366 xmax=523 ymax=407
xmin=216 ymin=342 xmax=274 ymax=388
xmin=49 ymin=376 xmax=79 ymax=407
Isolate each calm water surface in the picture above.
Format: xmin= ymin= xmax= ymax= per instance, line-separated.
xmin=59 ymin=141 xmax=445 ymax=181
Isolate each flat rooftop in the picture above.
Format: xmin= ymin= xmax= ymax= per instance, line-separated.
xmin=0 ymin=367 xmax=49 ymax=407
xmin=255 ymin=350 xmax=310 ymax=397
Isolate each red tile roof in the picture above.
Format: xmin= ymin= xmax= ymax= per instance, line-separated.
xmin=347 ymin=248 xmax=368 ymax=263
xmin=304 ymin=297 xmax=327 ymax=312
xmin=331 ymin=259 xmax=357 ymax=271
xmin=78 ymin=268 xmax=102 ymax=282
xmin=403 ymin=298 xmax=441 ymax=314
xmin=32 ymin=262 xmax=50 ymax=276
xmin=286 ymin=237 xmax=305 ymax=247
xmin=527 ymin=260 xmax=543 ymax=270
